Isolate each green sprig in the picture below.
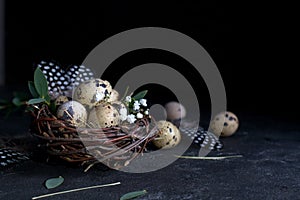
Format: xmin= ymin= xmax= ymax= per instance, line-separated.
xmin=27 ymin=67 xmax=51 ymax=105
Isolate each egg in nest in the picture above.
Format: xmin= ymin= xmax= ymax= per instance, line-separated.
xmin=73 ymin=79 xmax=112 ymax=109
xmin=88 ymin=102 xmax=120 ymax=128
xmin=57 ymin=101 xmax=87 ymax=127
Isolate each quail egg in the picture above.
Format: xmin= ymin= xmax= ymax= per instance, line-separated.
xmin=209 ymin=111 xmax=239 ymax=137
xmin=111 ymin=101 xmax=128 ymax=122
xmin=88 ymin=102 xmax=120 ymax=128
xmin=73 ymin=79 xmax=112 ymax=108
xmin=57 ymin=101 xmax=87 ymax=127
xmin=153 ymin=120 xmax=181 ymax=149
xmin=54 ymin=95 xmax=69 ymax=107
xmin=108 ymin=89 xmax=119 ymax=102
xmin=165 ymin=102 xmax=186 ymax=120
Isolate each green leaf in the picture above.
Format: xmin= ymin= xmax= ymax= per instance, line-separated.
xmin=12 ymin=97 xmax=22 ymax=106
xmin=120 ymin=190 xmax=147 ymax=200
xmin=27 ymin=98 xmax=46 ymax=105
xmin=132 ymin=90 xmax=148 ymax=100
xmin=28 ymin=81 xmax=39 ymax=98
xmin=45 ymin=176 xmax=64 ymax=189
xmin=34 ymin=67 xmax=50 ymax=101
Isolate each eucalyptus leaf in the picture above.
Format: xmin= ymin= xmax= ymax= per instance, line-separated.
xmin=12 ymin=97 xmax=22 ymax=106
xmin=34 ymin=67 xmax=50 ymax=101
xmin=27 ymin=98 xmax=46 ymax=105
xmin=45 ymin=176 xmax=64 ymax=189
xmin=120 ymin=190 xmax=147 ymax=200
xmin=132 ymin=90 xmax=148 ymax=100
xmin=28 ymin=81 xmax=39 ymax=98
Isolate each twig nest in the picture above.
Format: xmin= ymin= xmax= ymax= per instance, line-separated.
xmin=210 ymin=111 xmax=239 ymax=137
xmin=165 ymin=102 xmax=186 ymax=120
xmin=73 ymin=79 xmax=112 ymax=108
xmin=153 ymin=120 xmax=181 ymax=149
xmin=54 ymin=95 xmax=69 ymax=107
xmin=108 ymin=89 xmax=119 ymax=102
xmin=88 ymin=102 xmax=120 ymax=128
xmin=56 ymin=101 xmax=87 ymax=127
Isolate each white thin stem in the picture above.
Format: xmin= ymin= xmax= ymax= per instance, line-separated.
xmin=175 ymin=155 xmax=243 ymax=160
xmin=32 ymin=181 xmax=121 ymax=200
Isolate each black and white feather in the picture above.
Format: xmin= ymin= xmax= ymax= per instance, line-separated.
xmin=180 ymin=127 xmax=223 ymax=150
xmin=0 ymin=148 xmax=29 ymax=169
xmin=37 ymin=61 xmax=95 ymax=99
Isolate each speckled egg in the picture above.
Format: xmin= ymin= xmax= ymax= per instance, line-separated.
xmin=111 ymin=101 xmax=128 ymax=122
xmin=73 ymin=79 xmax=112 ymax=108
xmin=88 ymin=102 xmax=120 ymax=128
xmin=57 ymin=101 xmax=87 ymax=127
xmin=165 ymin=102 xmax=186 ymax=120
xmin=54 ymin=96 xmax=69 ymax=107
xmin=108 ymin=89 xmax=119 ymax=102
xmin=153 ymin=120 xmax=181 ymax=149
xmin=209 ymin=111 xmax=239 ymax=137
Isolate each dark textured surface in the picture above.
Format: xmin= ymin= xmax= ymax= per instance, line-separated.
xmin=1 ymin=107 xmax=299 ymax=200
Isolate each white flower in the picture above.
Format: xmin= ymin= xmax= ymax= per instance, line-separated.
xmin=133 ymin=100 xmax=140 ymax=111
xmin=119 ymin=108 xmax=127 ymax=121
xmin=144 ymin=109 xmax=149 ymax=115
xmin=139 ymin=99 xmax=147 ymax=107
xmin=95 ymin=92 xmax=105 ymax=101
xmin=136 ymin=112 xmax=143 ymax=119
xmin=126 ymin=114 xmax=136 ymax=124
xmin=125 ymin=96 xmax=131 ymax=102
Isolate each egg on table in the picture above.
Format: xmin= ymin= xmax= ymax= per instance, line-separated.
xmin=56 ymin=101 xmax=87 ymax=127
xmin=88 ymin=102 xmax=120 ymax=128
xmin=209 ymin=111 xmax=239 ymax=137
xmin=164 ymin=102 xmax=186 ymax=120
xmin=153 ymin=120 xmax=181 ymax=149
xmin=73 ymin=79 xmax=112 ymax=109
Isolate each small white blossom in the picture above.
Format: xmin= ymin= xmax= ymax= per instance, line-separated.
xmin=95 ymin=92 xmax=105 ymax=101
xmin=139 ymin=99 xmax=147 ymax=107
xmin=126 ymin=114 xmax=136 ymax=124
xmin=144 ymin=109 xmax=149 ymax=115
xmin=125 ymin=96 xmax=131 ymax=102
xmin=119 ymin=108 xmax=127 ymax=121
xmin=136 ymin=112 xmax=143 ymax=119
xmin=133 ymin=100 xmax=140 ymax=111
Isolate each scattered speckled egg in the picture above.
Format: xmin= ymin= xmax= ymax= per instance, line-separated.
xmin=88 ymin=102 xmax=120 ymax=128
xmin=153 ymin=120 xmax=181 ymax=149
xmin=209 ymin=111 xmax=239 ymax=137
xmin=57 ymin=101 xmax=87 ymax=127
xmin=73 ymin=79 xmax=112 ymax=108
xmin=165 ymin=102 xmax=186 ymax=120
xmin=108 ymin=89 xmax=119 ymax=102
xmin=54 ymin=95 xmax=69 ymax=107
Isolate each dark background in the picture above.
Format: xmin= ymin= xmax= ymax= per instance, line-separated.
xmin=3 ymin=1 xmax=298 ymax=120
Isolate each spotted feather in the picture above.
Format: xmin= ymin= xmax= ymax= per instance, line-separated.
xmin=0 ymin=148 xmax=29 ymax=169
xmin=180 ymin=127 xmax=223 ymax=150
xmin=37 ymin=61 xmax=95 ymax=99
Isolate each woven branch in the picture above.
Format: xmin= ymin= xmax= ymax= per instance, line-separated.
xmin=29 ymin=104 xmax=158 ymax=169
